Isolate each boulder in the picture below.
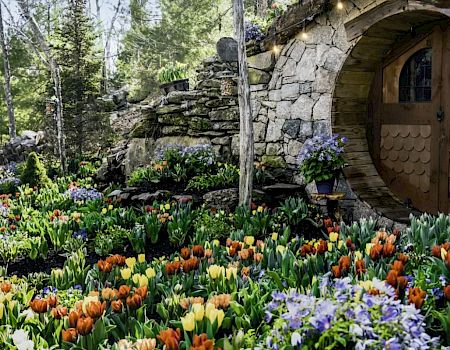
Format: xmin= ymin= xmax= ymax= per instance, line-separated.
xmin=203 ymin=188 xmax=239 ymax=211
xmin=216 ymin=38 xmax=238 ymax=62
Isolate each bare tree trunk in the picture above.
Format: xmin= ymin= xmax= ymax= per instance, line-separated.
xmin=17 ymin=0 xmax=66 ymax=173
xmin=256 ymin=0 xmax=268 ymax=16
xmin=0 ymin=2 xmax=16 ymax=139
xmin=234 ymin=0 xmax=254 ymax=207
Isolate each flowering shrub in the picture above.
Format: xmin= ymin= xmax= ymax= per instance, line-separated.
xmin=245 ymin=21 xmax=265 ymax=42
xmin=261 ymin=278 xmax=440 ymax=349
xmin=69 ymin=187 xmax=103 ymax=202
xmin=298 ymin=134 xmax=347 ymax=183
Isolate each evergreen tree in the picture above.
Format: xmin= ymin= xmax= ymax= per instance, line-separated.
xmin=53 ymin=0 xmax=102 ymax=155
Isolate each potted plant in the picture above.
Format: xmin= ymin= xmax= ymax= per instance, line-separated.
xmin=158 ymin=63 xmax=189 ymax=95
xmin=297 ymin=134 xmax=347 ymax=194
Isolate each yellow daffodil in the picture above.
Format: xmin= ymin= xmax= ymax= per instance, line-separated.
xmin=192 ymin=303 xmax=205 ymax=321
xmin=226 ymin=267 xmax=238 ymax=280
xmin=244 ymin=236 xmax=255 ymax=246
xmin=138 ymin=254 xmax=146 ymax=263
xmin=272 ymin=232 xmax=278 ymax=240
xmin=181 ymin=312 xmax=195 ymax=332
xmin=207 ymin=265 xmax=224 ymax=279
xmin=338 ymin=240 xmax=344 ymax=249
xmin=365 ymin=243 xmax=373 ymax=256
xmin=108 ymin=204 xmax=113 ymax=210
xmin=276 ymin=245 xmax=286 ymax=254
xmin=146 ymin=267 xmax=156 ymax=279
xmin=125 ymin=257 xmax=136 ymax=269
xmin=327 ymin=242 xmax=333 ymax=252
xmin=355 ymin=251 xmax=363 ymax=260
xmin=164 ymin=203 xmax=170 ymax=210
xmin=329 ymin=232 xmax=339 ymax=242
xmin=442 ymin=247 xmax=448 ymax=261
xmin=121 ymin=268 xmax=132 ymax=280
xmin=101 ymin=208 xmax=107 ymax=214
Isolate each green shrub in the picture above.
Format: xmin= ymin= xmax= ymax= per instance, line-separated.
xmin=128 ymin=166 xmax=162 ymax=186
xmin=20 ymin=152 xmax=51 ymax=187
xmin=186 ymin=163 xmax=239 ymax=192
xmin=93 ymin=226 xmax=130 ymax=256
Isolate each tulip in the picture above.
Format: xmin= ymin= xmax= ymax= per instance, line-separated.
xmin=146 ymin=267 xmax=156 ymax=279
xmin=181 ymin=312 xmax=195 ymax=331
xmin=180 ymin=247 xmax=190 ymax=259
xmin=85 ymin=300 xmax=106 ymax=319
xmin=51 ymin=306 xmax=68 ymax=319
xmin=101 ymin=208 xmax=107 ymax=214
xmin=355 ymin=260 xmax=366 ymax=275
xmin=226 ymin=267 xmax=238 ymax=280
xmin=125 ymin=257 xmax=136 ymax=268
xmin=316 ymin=240 xmax=327 ymax=254
xmin=391 ymin=260 xmax=404 ymax=274
xmin=97 ymin=260 xmax=112 ymax=273
xmin=386 ymin=270 xmax=398 ymax=287
xmin=0 ymin=282 xmax=12 ymax=293
xmin=157 ymin=328 xmax=181 ymax=350
xmin=111 ymin=300 xmax=123 ymax=313
xmin=444 ymin=285 xmax=450 ymax=300
xmin=135 ymin=338 xmax=157 ymax=350
xmin=68 ymin=310 xmax=80 ymax=328
xmin=338 ymin=256 xmax=350 ymax=271
xmin=329 ymin=232 xmax=339 ymax=242
xmin=29 ymin=298 xmax=48 ymax=313
xmin=254 ymin=252 xmax=263 ymax=263
xmin=121 ymin=268 xmax=132 ymax=280
xmin=397 ymin=253 xmax=409 ymax=264
xmin=101 ymin=288 xmax=116 ymax=301
xmin=192 ymin=245 xmax=205 ymax=257
xmin=192 ymin=303 xmax=205 ymax=321
xmin=331 ymin=265 xmax=341 ymax=278
xmin=138 ymin=254 xmax=146 ymax=263
xmin=77 ymin=317 xmax=94 ymax=336
xmin=276 ymin=245 xmax=286 ymax=254
xmin=244 ymin=236 xmax=255 ymax=246
xmin=117 ymin=285 xmax=131 ymax=299
xmin=0 ymin=303 xmax=4 ymax=319
xmin=135 ymin=286 xmax=148 ymax=299
xmin=408 ymin=287 xmax=426 ymax=309
xmin=443 ymin=242 xmax=450 ymax=251
xmin=132 ymin=274 xmax=149 ymax=287
xmin=191 ymin=334 xmax=214 ymax=350
xmin=207 ymin=265 xmax=224 ymax=279
xmin=397 ymin=276 xmax=408 ymax=290
xmin=126 ymin=294 xmax=142 ymax=309
xmin=271 ymin=232 xmax=278 ymax=240
xmin=61 ymin=328 xmax=78 ymax=343
xmin=370 ymin=244 xmax=383 ymax=260
xmin=445 ymin=252 xmax=450 ymax=267
xmin=382 ymin=243 xmax=396 ymax=258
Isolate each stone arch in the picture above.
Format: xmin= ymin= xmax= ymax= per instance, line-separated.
xmin=332 ymin=10 xmax=449 ymax=221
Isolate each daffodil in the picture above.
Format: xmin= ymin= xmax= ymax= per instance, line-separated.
xmin=146 ymin=267 xmax=156 ymax=279
xmin=329 ymin=232 xmax=339 ymax=242
xmin=121 ymin=268 xmax=132 ymax=280
xmin=125 ymin=257 xmax=136 ymax=269
xmin=192 ymin=303 xmax=204 ymax=321
xmin=138 ymin=254 xmax=146 ymax=263
xmin=181 ymin=312 xmax=195 ymax=332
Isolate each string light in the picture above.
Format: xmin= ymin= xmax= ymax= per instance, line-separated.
xmin=337 ymin=0 xmax=344 ymax=9
xmin=272 ymin=45 xmax=280 ymax=55
xmin=301 ymin=30 xmax=308 ymax=40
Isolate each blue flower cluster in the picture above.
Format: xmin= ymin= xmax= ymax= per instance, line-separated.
xmin=245 ymin=21 xmax=265 ymax=42
xmin=297 ymin=134 xmax=347 ymax=164
xmin=72 ymin=228 xmax=87 ymax=241
xmin=69 ymin=187 xmax=102 ymax=202
xmin=261 ymin=277 xmax=439 ymax=350
xmin=0 ymin=177 xmax=20 ymax=186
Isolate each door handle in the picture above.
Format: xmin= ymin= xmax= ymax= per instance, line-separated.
xmin=437 ymin=106 xmax=445 ymax=122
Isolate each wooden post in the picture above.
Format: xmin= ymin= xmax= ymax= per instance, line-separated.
xmin=233 ymin=0 xmax=254 ymax=207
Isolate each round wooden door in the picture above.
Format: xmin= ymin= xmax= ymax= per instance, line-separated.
xmin=371 ymin=24 xmax=450 ymax=214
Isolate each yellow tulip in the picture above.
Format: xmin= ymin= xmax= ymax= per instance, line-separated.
xmin=257 ymin=206 xmax=263 ymax=213
xmin=365 ymin=243 xmax=373 ymax=256
xmin=138 ymin=254 xmax=146 ymax=263
xmin=327 ymin=242 xmax=333 ymax=252
xmin=0 ymin=303 xmax=3 ymax=319
xmin=355 ymin=251 xmax=363 ymax=261
xmin=205 ymin=303 xmax=215 ymax=320
xmin=8 ymin=300 xmax=17 ymax=311
xmin=244 ymin=236 xmax=255 ymax=246
xmin=329 ymin=232 xmax=339 ymax=242
xmin=101 ymin=208 xmax=107 ymax=214
xmin=146 ymin=267 xmax=156 ymax=279
xmin=164 ymin=203 xmax=171 ymax=210
xmin=338 ymin=240 xmax=344 ymax=249
xmin=252 ymin=210 xmax=256 ymax=215
xmin=108 ymin=205 xmax=113 ymax=210
xmin=121 ymin=268 xmax=132 ymax=280
xmin=226 ymin=267 xmax=238 ymax=280
xmin=212 ymin=240 xmax=220 ymax=247
xmin=271 ymin=232 xmax=278 ymax=240
xmin=192 ymin=303 xmax=204 ymax=321
xmin=276 ymin=245 xmax=286 ymax=254
xmin=359 ymin=280 xmax=373 ymax=291
xmin=159 ymin=204 xmax=164 ymax=211
xmin=125 ymin=257 xmax=136 ymax=269
xmin=132 ymin=274 xmax=148 ymax=287
xmin=207 ymin=265 xmax=224 ymax=279
xmin=442 ymin=247 xmax=448 ymax=261
xmin=216 ymin=309 xmax=225 ymax=327
xmin=181 ymin=312 xmax=195 ymax=332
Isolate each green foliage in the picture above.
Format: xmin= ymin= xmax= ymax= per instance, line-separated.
xmin=20 ymin=152 xmax=51 ymax=187
xmin=128 ymin=166 xmax=162 ymax=186
xmin=193 ymin=209 xmax=233 ymax=242
xmin=157 ymin=63 xmax=188 ymax=83
xmin=94 ymin=226 xmax=130 ymax=256
xmin=168 ymin=203 xmax=194 ymax=246
xmin=186 ymin=163 xmax=239 ymax=192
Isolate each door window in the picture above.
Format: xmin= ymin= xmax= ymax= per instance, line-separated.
xmin=399 ymin=48 xmax=432 ymax=103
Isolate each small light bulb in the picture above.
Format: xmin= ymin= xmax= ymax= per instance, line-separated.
xmin=337 ymin=0 xmax=344 ymax=9
xmin=272 ymin=45 xmax=280 ymax=55
xmin=301 ymin=31 xmax=308 ymax=40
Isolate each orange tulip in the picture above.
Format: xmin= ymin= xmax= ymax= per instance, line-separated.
xmin=192 ymin=245 xmax=205 ymax=258
xmin=386 ymin=270 xmax=398 ymax=287
xmin=370 ymin=244 xmax=383 ymax=260
xmin=382 ymin=243 xmax=396 ymax=258
xmin=126 ymin=294 xmax=142 ymax=309
xmin=0 ymin=282 xmax=11 ymax=293
xmin=432 ymin=245 xmax=442 ymax=258
xmin=85 ymin=300 xmax=106 ymax=319
xmin=30 ymin=298 xmax=49 ymax=313
xmin=111 ymin=300 xmax=123 ymax=313
xmin=135 ymin=286 xmax=148 ymax=299
xmin=338 ymin=256 xmax=351 ymax=272
xmin=443 ymin=242 xmax=450 ymax=251
xmin=331 ymin=265 xmax=341 ymax=278
xmin=51 ymin=306 xmax=68 ymax=319
xmin=391 ymin=260 xmax=404 ymax=274
xmin=190 ymin=333 xmax=214 ymax=350
xmin=397 ymin=276 xmax=408 ymax=290
xmin=157 ymin=328 xmax=181 ymax=350
xmin=180 ymin=247 xmax=191 ymax=260
xmin=68 ymin=310 xmax=80 ymax=328
xmin=355 ymin=260 xmax=366 ymax=275
xmin=397 ymin=253 xmax=409 ymax=264
xmin=408 ymin=287 xmax=426 ymax=309
xmin=76 ymin=317 xmax=94 ymax=336
xmin=97 ymin=260 xmax=112 ymax=273
xmin=118 ymin=285 xmax=131 ymax=299
xmin=445 ymin=252 xmax=450 ymax=267
xmin=316 ymin=240 xmax=327 ymax=255
xmin=48 ymin=295 xmax=58 ymax=308
xmin=444 ymin=285 xmax=450 ymax=300
xmin=61 ymin=328 xmax=78 ymax=343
